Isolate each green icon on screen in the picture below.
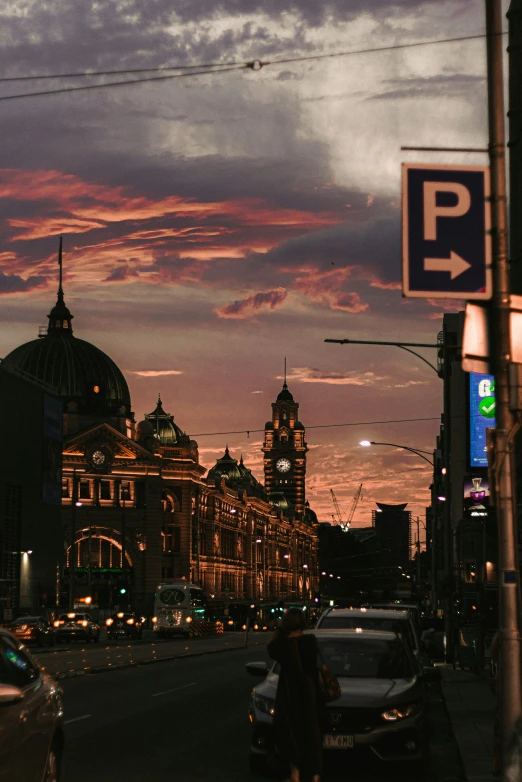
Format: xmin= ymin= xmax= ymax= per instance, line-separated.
xmin=479 ymin=397 xmax=496 ymax=418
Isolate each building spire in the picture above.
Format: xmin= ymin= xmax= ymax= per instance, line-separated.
xmin=58 ymin=235 xmax=64 ymax=302
xmin=283 ymin=356 xmax=287 ymax=390
xmin=47 ymin=236 xmax=73 ymax=335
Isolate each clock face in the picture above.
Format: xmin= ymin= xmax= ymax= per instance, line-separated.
xmin=92 ymin=450 xmax=106 ymax=466
xmin=276 ymin=457 xmax=291 ymax=473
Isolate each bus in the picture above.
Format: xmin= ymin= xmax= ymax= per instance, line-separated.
xmin=152 ymin=583 xmax=210 ymax=638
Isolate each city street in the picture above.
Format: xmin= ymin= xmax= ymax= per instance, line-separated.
xmin=60 ymin=645 xmax=464 ymax=782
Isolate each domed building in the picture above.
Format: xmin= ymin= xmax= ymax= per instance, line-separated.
xmin=1 ymin=241 xmax=318 ymax=613
xmin=4 ymin=246 xmax=134 ymax=438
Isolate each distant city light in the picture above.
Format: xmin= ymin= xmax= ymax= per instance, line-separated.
xmin=441 ymin=467 xmax=447 ymax=475
xmin=437 ymin=496 xmax=446 ymax=502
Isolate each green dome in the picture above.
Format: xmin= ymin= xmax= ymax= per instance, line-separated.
xmin=144 ymin=396 xmax=188 ymax=445
xmin=3 ymin=241 xmax=131 ymax=416
xmin=4 ymin=335 xmax=131 ymax=411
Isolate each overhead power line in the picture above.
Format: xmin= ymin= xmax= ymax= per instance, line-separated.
xmin=188 ymin=415 xmax=439 ymax=438
xmin=0 ymin=31 xmax=505 ymax=103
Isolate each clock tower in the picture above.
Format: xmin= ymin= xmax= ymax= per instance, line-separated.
xmin=263 ymin=375 xmax=308 ymax=519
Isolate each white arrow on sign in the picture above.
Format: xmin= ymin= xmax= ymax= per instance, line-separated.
xmin=423 ymin=251 xmax=471 ymax=280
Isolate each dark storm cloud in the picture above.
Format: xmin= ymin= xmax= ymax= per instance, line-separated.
xmin=215 ymin=286 xmax=287 ymax=318
xmin=371 ymin=73 xmax=485 ymax=101
xmin=0 ymin=270 xmax=46 ymax=294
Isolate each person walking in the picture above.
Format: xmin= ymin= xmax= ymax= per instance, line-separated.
xmin=267 ymin=607 xmax=323 ymax=782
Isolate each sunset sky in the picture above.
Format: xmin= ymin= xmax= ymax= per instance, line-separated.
xmin=0 ymin=0 xmax=500 ymax=527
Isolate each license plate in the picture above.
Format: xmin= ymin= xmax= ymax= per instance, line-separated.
xmin=323 ymin=735 xmax=354 ymax=750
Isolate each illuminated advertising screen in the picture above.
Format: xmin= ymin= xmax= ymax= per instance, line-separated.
xmin=469 ymin=372 xmax=496 ymax=468
xmin=463 ymin=475 xmax=490 ymax=518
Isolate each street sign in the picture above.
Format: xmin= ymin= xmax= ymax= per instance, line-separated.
xmin=402 ymin=163 xmax=492 ymax=299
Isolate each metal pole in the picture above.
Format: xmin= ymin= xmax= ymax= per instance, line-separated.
xmin=416 ymin=517 xmax=421 ymax=586
xmin=486 ymin=2 xmax=522 ymax=778
xmin=87 ymin=517 xmax=92 ymax=599
xmin=68 ymin=471 xmax=77 ymax=611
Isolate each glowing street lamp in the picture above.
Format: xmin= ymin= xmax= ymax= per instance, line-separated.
xmin=359 ymin=440 xmax=433 ymax=466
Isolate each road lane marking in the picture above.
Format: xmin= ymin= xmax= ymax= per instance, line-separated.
xmin=152 ymin=682 xmax=196 ymax=698
xmin=65 ymin=714 xmax=92 ymax=725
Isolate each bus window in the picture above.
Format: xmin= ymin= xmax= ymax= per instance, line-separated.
xmin=158 ymin=587 xmax=186 ymax=606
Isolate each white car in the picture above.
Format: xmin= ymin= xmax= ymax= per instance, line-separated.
xmin=53 ymin=612 xmax=100 ymax=643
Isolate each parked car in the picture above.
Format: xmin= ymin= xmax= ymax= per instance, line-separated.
xmin=53 ymin=612 xmax=100 ymax=643
xmin=316 ymin=607 xmax=430 ymax=669
xmin=0 ymin=628 xmax=64 ymax=781
xmin=364 ymin=602 xmax=423 ymax=633
xmin=106 ymin=612 xmax=143 ymax=640
xmin=3 ymin=616 xmax=55 ymax=647
xmin=246 ymin=628 xmax=440 ymax=777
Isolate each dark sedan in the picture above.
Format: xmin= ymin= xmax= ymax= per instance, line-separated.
xmin=4 ymin=616 xmax=55 ymax=647
xmin=246 ymin=629 xmax=440 ymax=777
xmin=105 ymin=612 xmax=143 ymax=640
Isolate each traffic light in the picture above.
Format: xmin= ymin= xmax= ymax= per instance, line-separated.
xmin=119 ymin=587 xmax=126 ymax=595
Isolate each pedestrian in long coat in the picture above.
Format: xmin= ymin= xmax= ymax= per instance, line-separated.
xmin=267 ymin=608 xmax=323 ymax=782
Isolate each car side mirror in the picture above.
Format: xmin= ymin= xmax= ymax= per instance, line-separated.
xmin=245 ymin=661 xmax=269 ymax=677
xmin=0 ymin=685 xmax=24 ymax=706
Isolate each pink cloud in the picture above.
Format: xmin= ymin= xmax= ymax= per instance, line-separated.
xmin=128 ymin=370 xmax=184 ymax=377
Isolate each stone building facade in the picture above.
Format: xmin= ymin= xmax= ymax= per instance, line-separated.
xmin=3 ymin=245 xmax=318 ymax=612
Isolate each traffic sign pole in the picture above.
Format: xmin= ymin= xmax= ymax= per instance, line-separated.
xmin=486 ymin=2 xmax=522 ymax=779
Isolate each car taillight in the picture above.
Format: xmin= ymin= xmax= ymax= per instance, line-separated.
xmin=126 ymin=618 xmax=134 ymax=625
xmin=53 ymin=621 xmax=63 ymax=628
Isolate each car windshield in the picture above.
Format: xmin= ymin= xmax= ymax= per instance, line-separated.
xmin=319 ymin=616 xmax=416 ymax=650
xmin=13 ymin=618 xmax=39 ymax=625
xmin=317 ymin=636 xmax=414 ymax=679
xmin=59 ymin=614 xmax=87 ymax=621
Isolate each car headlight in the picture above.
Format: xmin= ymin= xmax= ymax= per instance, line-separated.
xmin=80 ymin=620 xmax=89 ymax=627
xmin=106 ymin=618 xmax=114 ymax=626
xmin=126 ymin=618 xmax=135 ymax=625
xmin=382 ymin=702 xmax=421 ymax=722
xmin=254 ymin=694 xmax=276 ymax=717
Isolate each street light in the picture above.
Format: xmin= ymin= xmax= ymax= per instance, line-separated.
xmin=359 ymin=440 xmax=434 ymax=466
xmin=324 ymin=338 xmax=439 ymax=374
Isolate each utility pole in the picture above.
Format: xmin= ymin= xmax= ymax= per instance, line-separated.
xmin=486 ymin=2 xmax=522 ymax=778
xmin=416 ymin=517 xmax=421 ymax=586
xmin=68 ymin=470 xmax=77 ymax=611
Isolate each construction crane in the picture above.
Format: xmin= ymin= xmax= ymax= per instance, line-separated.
xmin=343 ymin=484 xmax=363 ymax=531
xmin=330 ymin=484 xmax=363 ymax=531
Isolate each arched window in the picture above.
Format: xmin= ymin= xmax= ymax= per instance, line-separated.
xmin=55 ymin=320 xmax=61 ymax=328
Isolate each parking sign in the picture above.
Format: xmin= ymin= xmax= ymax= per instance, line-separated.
xmin=402 ymin=163 xmax=492 ymax=299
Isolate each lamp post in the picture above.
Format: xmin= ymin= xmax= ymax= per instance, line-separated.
xmin=359 ymin=440 xmax=434 ymax=467
xmin=68 ymin=471 xmax=81 ymax=611
xmin=324 ymin=338 xmax=439 ymax=374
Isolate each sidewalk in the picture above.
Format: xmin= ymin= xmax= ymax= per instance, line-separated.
xmin=440 ymin=665 xmax=497 ymax=782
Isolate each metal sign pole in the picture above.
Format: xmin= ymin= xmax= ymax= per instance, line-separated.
xmin=486 ymin=2 xmax=522 ymax=778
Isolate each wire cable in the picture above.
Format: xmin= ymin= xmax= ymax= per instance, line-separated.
xmin=188 ymin=415 xmax=439 ymax=438
xmin=0 ymin=31 xmax=505 ymax=102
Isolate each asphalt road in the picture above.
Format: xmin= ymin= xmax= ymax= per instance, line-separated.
xmin=61 ymin=647 xmax=464 ymax=782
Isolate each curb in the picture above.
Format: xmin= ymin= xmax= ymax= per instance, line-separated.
xmin=52 ymin=642 xmax=255 ymax=680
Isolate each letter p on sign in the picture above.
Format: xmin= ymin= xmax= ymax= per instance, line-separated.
xmin=423 ymin=182 xmax=472 ymax=241
xmin=402 ymin=163 xmax=492 ymax=300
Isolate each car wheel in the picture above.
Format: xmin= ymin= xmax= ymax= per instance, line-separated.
xmin=44 ymin=741 xmax=62 ymax=782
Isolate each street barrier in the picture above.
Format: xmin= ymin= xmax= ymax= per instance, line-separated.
xmin=189 ymin=621 xmax=224 ymax=638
